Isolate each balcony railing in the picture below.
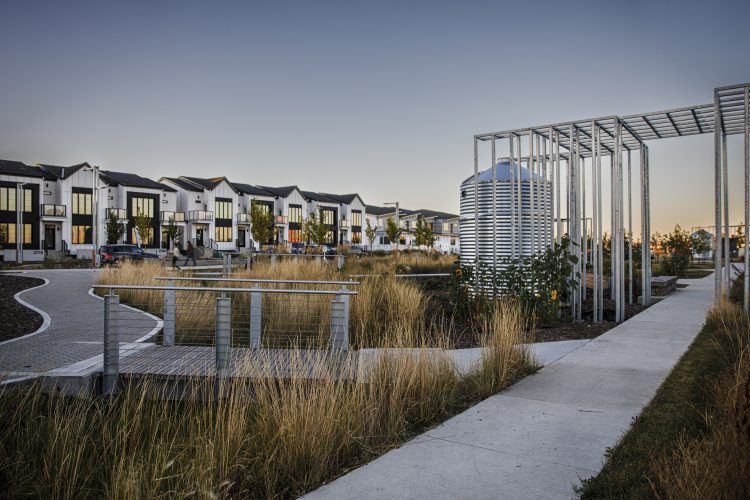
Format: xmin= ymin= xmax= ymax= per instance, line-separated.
xmin=236 ymin=212 xmax=249 ymax=224
xmin=106 ymin=208 xmax=127 ymax=220
xmin=188 ymin=210 xmax=213 ymax=222
xmin=339 ymin=219 xmax=350 ymax=229
xmin=161 ymin=211 xmax=186 ymax=223
xmin=41 ymin=204 xmax=66 ymax=217
xmin=274 ymin=215 xmax=288 ymax=225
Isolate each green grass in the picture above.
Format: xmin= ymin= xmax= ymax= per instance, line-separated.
xmin=577 ymin=314 xmax=737 ymax=499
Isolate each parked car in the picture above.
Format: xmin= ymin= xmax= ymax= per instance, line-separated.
xmin=99 ymin=244 xmax=159 ymax=265
xmin=349 ymin=245 xmax=364 ymax=255
xmin=291 ymin=242 xmax=305 ymax=254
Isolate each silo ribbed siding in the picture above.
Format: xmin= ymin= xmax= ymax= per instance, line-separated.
xmin=459 ymin=160 xmax=552 ymax=272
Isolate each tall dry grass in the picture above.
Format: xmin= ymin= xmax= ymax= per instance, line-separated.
xmin=0 ymin=299 xmax=531 ymax=498
xmin=650 ymin=301 xmax=750 ymax=499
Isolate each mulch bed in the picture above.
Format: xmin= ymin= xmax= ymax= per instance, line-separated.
xmin=0 ymin=274 xmax=45 ymax=341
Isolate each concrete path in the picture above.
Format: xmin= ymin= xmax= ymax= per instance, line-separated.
xmin=304 ymin=274 xmax=715 ymax=499
xmin=0 ymin=270 xmax=159 ymax=384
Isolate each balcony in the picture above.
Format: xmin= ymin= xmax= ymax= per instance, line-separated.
xmin=188 ymin=210 xmax=213 ymax=222
xmin=40 ymin=204 xmax=66 ymax=218
xmin=339 ymin=219 xmax=350 ymax=229
xmin=106 ymin=208 xmax=127 ymax=220
xmin=236 ymin=212 xmax=249 ymax=224
xmin=274 ymin=215 xmax=288 ymax=225
xmin=161 ymin=211 xmax=186 ymax=223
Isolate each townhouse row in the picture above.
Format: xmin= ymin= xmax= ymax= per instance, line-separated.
xmin=0 ymin=159 xmax=460 ymax=259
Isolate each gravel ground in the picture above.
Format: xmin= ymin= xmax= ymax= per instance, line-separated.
xmin=0 ymin=274 xmax=45 ymax=341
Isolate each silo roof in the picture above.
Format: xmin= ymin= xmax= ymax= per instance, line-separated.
xmin=461 ymin=160 xmax=544 ymax=186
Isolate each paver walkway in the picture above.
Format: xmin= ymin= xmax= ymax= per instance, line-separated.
xmin=305 ymin=274 xmax=716 ymax=499
xmin=0 ymin=270 xmax=159 ymax=383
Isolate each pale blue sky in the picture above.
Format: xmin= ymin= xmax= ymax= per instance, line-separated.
xmin=1 ymin=0 xmax=748 ymax=232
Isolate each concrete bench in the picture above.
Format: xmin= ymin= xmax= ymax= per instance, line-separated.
xmin=651 ymin=275 xmax=678 ymax=295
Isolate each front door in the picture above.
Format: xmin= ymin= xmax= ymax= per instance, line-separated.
xmin=45 ymin=225 xmax=55 ymax=250
xmin=195 ymin=227 xmax=204 ymax=247
xmin=238 ymin=228 xmax=245 ymax=247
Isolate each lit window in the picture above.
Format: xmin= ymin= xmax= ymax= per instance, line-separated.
xmin=215 ymin=226 xmax=233 ymax=242
xmin=72 ymin=225 xmax=92 ymax=244
xmin=352 ymin=210 xmax=362 ymax=227
xmin=73 ymin=192 xmax=93 ymax=215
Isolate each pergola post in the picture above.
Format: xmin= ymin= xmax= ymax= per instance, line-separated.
xmin=516 ymin=134 xmax=523 ymax=257
xmin=473 ymin=136 xmax=479 ymax=271
xmin=714 ymin=89 xmax=723 ymax=303
xmin=555 ymin=131 xmax=562 ymax=246
xmin=722 ymin=132 xmax=730 ymax=295
xmin=491 ymin=135 xmax=497 ymax=272
xmin=745 ymin=84 xmax=750 ymax=312
xmin=596 ymin=126 xmax=604 ymax=321
xmin=509 ymin=134 xmax=516 ymax=258
xmin=529 ymin=130 xmax=536 ymax=255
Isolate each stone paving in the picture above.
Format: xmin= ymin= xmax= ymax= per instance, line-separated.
xmin=304 ymin=274 xmax=716 ymax=500
xmin=0 ymin=270 xmax=158 ymax=382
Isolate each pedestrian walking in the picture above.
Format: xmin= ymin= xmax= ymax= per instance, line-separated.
xmin=184 ymin=241 xmax=196 ymax=266
xmin=171 ymin=244 xmax=182 ymax=268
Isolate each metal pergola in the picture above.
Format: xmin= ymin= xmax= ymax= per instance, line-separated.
xmin=472 ymin=82 xmax=750 ymax=322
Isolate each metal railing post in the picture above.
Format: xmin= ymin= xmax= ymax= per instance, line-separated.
xmin=103 ymin=293 xmax=120 ymax=395
xmin=163 ymin=282 xmax=176 ymax=346
xmin=215 ymin=296 xmax=231 ymax=397
xmin=337 ymin=254 xmax=344 ymax=270
xmin=330 ymin=285 xmax=349 ymax=350
xmin=249 ymin=284 xmax=262 ymax=348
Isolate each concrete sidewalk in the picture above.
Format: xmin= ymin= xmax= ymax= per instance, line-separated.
xmin=0 ymin=270 xmax=159 ymax=384
xmin=304 ymin=275 xmax=715 ymax=499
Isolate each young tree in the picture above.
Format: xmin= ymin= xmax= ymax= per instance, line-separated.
xmin=249 ymin=203 xmax=274 ymax=250
xmin=385 ymin=217 xmax=401 ymax=251
xmin=365 ymin=219 xmax=377 ymax=250
xmin=424 ymin=222 xmax=436 ymax=252
xmin=736 ymin=223 xmax=745 ymax=251
xmin=133 ymin=209 xmax=153 ymax=247
xmin=163 ymin=216 xmax=182 ymax=250
xmin=691 ymin=228 xmax=712 ymax=258
xmin=105 ymin=210 xmax=126 ymax=245
xmin=304 ymin=208 xmax=329 ymax=249
xmin=662 ymin=224 xmax=692 ymax=276
xmin=414 ymin=216 xmax=427 ymax=248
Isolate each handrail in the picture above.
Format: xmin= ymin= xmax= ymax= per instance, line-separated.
xmin=154 ymin=276 xmax=359 ymax=285
xmin=348 ymin=273 xmax=451 ymax=278
xmin=154 ymin=276 xmax=360 ymax=285
xmin=92 ymin=284 xmax=358 ymax=295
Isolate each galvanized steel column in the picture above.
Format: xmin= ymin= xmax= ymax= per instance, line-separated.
xmin=591 ymin=121 xmax=599 ymax=321
xmin=516 ymin=134 xmax=523 ymax=257
xmin=473 ymin=137 xmax=479 ymax=267
xmin=529 ymin=130 xmax=536 ymax=255
xmin=163 ymin=284 xmax=176 ymax=346
xmin=491 ymin=135 xmax=497 ymax=270
xmin=745 ymin=85 xmax=750 ymax=311
xmin=714 ymin=90 xmax=723 ymax=303
xmin=722 ymin=132 xmax=730 ymax=295
xmin=510 ymin=134 xmax=517 ymax=259
xmin=627 ymin=149 xmax=633 ymax=305
xmin=596 ymin=127 xmax=604 ymax=321
xmin=249 ymin=283 xmax=262 ymax=348
xmin=555 ymin=131 xmax=562 ymax=245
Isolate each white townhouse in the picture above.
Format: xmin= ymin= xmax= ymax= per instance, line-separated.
xmin=158 ymin=176 xmax=238 ymax=252
xmin=301 ymin=192 xmax=367 ymax=246
xmin=363 ymin=205 xmax=460 ymax=253
xmin=0 ymin=160 xmax=179 ymax=260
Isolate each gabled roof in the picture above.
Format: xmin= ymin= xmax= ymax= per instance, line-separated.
xmin=365 ymin=205 xmax=418 ymax=217
xmin=159 ymin=177 xmax=202 ymax=192
xmin=256 ymin=185 xmax=302 ymax=198
xmin=316 ymin=192 xmax=364 ymax=205
xmin=412 ymin=209 xmax=459 ymax=220
xmin=0 ymin=159 xmax=55 ymax=179
xmin=232 ymin=183 xmax=274 ymax=197
xmin=301 ymin=191 xmax=341 ymax=204
xmin=100 ymin=171 xmax=176 ymax=191
xmin=180 ymin=176 xmax=237 ymax=192
xmin=36 ymin=162 xmax=90 ymax=180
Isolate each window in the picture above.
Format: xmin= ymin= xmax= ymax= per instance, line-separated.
xmin=252 ymin=200 xmax=271 ymax=214
xmin=215 ymin=200 xmax=232 ymax=220
xmin=288 ymin=229 xmax=302 ymax=243
xmin=289 ymin=205 xmax=302 ymax=224
xmin=324 ymin=229 xmax=334 ymax=244
xmin=216 ymin=226 xmax=233 ymax=242
xmin=131 ymin=197 xmax=154 ymax=218
xmin=0 ymin=223 xmax=32 ymax=244
xmin=131 ymin=227 xmax=154 ymax=245
xmin=321 ymin=208 xmax=334 ymax=226
xmin=352 ymin=232 xmax=361 ymax=244
xmin=352 ymin=210 xmax=362 ymax=227
xmin=72 ymin=192 xmax=92 ymax=215
xmin=1 ymin=187 xmax=32 ymax=212
xmin=72 ymin=225 xmax=92 ymax=244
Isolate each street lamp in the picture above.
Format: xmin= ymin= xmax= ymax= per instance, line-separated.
xmin=16 ymin=182 xmax=28 ymax=264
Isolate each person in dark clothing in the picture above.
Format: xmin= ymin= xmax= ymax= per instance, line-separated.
xmin=184 ymin=241 xmax=196 ymax=266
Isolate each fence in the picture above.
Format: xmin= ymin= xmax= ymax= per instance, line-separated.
xmin=93 ymin=283 xmax=358 ymax=395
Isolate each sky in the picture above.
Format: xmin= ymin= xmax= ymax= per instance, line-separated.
xmin=1 ymin=0 xmax=749 ymax=234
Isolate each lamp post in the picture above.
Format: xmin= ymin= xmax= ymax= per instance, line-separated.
xmin=16 ymin=182 xmax=28 ymax=264
xmin=384 ymin=201 xmax=399 ymax=249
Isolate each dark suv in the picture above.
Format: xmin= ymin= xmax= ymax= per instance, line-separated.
xmin=99 ymin=244 xmax=160 ymax=265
